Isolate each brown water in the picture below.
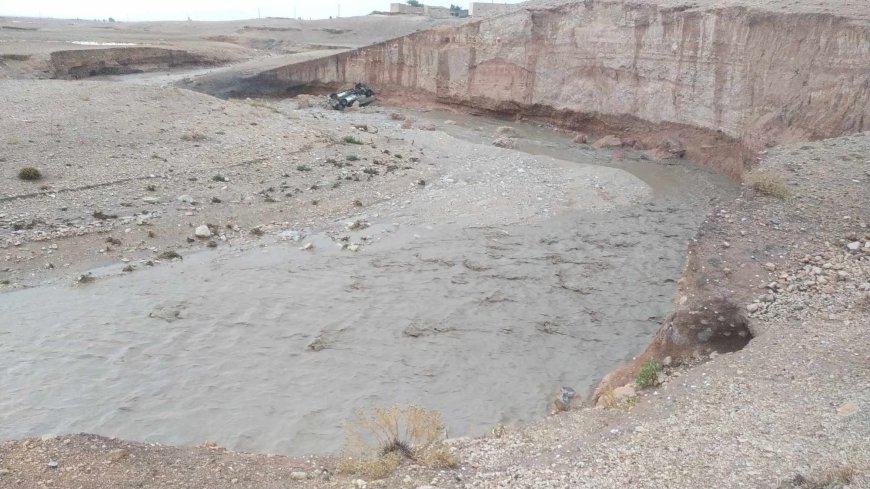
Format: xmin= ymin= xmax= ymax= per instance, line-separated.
xmin=0 ymin=108 xmax=736 ymax=455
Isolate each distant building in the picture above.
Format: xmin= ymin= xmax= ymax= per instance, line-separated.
xmin=388 ymin=3 xmax=467 ymax=18
xmin=389 ymin=3 xmax=425 ymax=14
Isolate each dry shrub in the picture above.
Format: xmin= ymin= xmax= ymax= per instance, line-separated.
xmin=18 ymin=167 xmax=42 ymax=181
xmin=598 ymin=386 xmax=617 ymax=408
xmin=744 ymin=168 xmax=790 ymax=198
xmin=337 ymin=405 xmax=459 ymax=479
xmin=796 ymin=463 xmax=858 ymax=488
xmin=401 ymin=119 xmax=414 ymax=129
xmin=245 ymin=98 xmax=279 ymax=113
xmin=390 ymin=112 xmax=406 ymax=121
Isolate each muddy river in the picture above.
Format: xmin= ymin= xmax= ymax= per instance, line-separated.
xmin=0 ymin=106 xmax=736 ymax=455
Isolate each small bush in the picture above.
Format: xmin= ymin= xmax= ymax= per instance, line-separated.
xmin=363 ymin=168 xmax=379 ymax=176
xmin=296 ymin=165 xmax=312 ymax=172
xmin=796 ymin=464 xmax=857 ymax=489
xmin=343 ymin=136 xmax=364 ymax=145
xmin=337 ymin=405 xmax=459 ymax=479
xmin=212 ymin=174 xmax=227 ymax=182
xmin=636 ymin=359 xmax=661 ymax=388
xmin=346 ymin=155 xmax=359 ymax=162
xmin=744 ymin=169 xmax=790 ymax=198
xmin=18 ymin=167 xmax=42 ymax=181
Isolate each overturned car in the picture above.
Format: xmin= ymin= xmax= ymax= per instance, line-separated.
xmin=328 ymin=83 xmax=376 ymax=110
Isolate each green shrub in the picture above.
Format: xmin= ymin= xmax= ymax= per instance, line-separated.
xmin=636 ymin=359 xmax=661 ymax=388
xmin=346 ymin=155 xmax=360 ymax=162
xmin=296 ymin=165 xmax=312 ymax=172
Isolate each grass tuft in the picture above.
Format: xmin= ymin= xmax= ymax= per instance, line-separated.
xmin=343 ymin=136 xmax=364 ymax=145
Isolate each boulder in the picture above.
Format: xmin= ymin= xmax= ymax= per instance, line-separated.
xmin=592 ymin=135 xmax=622 ymax=149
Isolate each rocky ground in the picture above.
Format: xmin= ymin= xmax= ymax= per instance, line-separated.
xmin=0 ymin=81 xmax=436 ymax=287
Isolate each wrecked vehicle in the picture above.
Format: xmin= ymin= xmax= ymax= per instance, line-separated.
xmin=329 ymin=83 xmax=375 ymax=110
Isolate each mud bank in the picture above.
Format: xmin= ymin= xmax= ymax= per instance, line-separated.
xmin=50 ymin=48 xmax=229 ymax=79
xmin=235 ymin=1 xmax=870 ymax=177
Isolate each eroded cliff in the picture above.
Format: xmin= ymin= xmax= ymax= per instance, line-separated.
xmin=247 ymin=1 xmax=870 ymax=176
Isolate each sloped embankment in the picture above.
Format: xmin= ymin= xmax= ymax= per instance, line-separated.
xmin=244 ymin=1 xmax=869 ymax=178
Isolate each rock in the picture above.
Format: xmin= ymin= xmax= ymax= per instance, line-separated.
xmin=554 ymin=385 xmax=577 ymax=411
xmin=591 ymin=135 xmax=622 ymax=149
xmin=353 ymin=479 xmax=367 ymax=489
xmin=746 ymin=303 xmax=760 ymax=313
xmin=47 ymin=460 xmax=58 ymax=469
xmin=0 ymin=468 xmax=10 ymax=476
xmin=301 ymin=242 xmax=314 ymax=251
xmin=290 ymin=471 xmax=308 ymax=480
xmin=659 ymin=138 xmax=686 ymax=158
xmin=401 ymin=119 xmax=414 ymax=129
xmin=194 ymin=225 xmax=212 ymax=238
xmin=496 ymin=126 xmax=518 ymax=138
xmin=417 ymin=122 xmax=436 ymax=131
xmin=572 ymin=132 xmax=588 ymax=144
xmin=177 ymin=194 xmax=196 ymax=204
xmin=279 ymin=229 xmax=304 ymax=241
xmin=612 ymin=384 xmax=636 ymax=402
xmin=107 ymin=448 xmax=129 ymax=462
xmin=346 ymin=220 xmax=370 ymax=231
xmin=764 ymin=262 xmax=776 ymax=271
xmin=390 ymin=112 xmax=406 ymax=121
xmin=347 ymin=244 xmax=360 ymax=252
xmin=662 ymin=355 xmax=672 ymax=367
xmin=492 ymin=137 xmax=516 ymax=149
xmin=837 ymin=401 xmax=859 ymax=417
xmin=846 ymin=241 xmax=861 ymax=251
xmin=444 ymin=119 xmax=456 ymax=125
xmin=149 ymin=302 xmax=185 ymax=322
xmin=142 ymin=197 xmax=160 ymax=204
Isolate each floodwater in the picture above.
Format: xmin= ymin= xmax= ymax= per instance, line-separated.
xmin=0 ymin=108 xmax=737 ymax=455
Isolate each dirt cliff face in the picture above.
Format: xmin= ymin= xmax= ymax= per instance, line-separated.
xmin=251 ymin=1 xmax=870 ymax=175
xmin=50 ymin=47 xmax=224 ymax=79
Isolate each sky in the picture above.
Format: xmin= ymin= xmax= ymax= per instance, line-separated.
xmin=0 ymin=0 xmax=524 ymax=21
